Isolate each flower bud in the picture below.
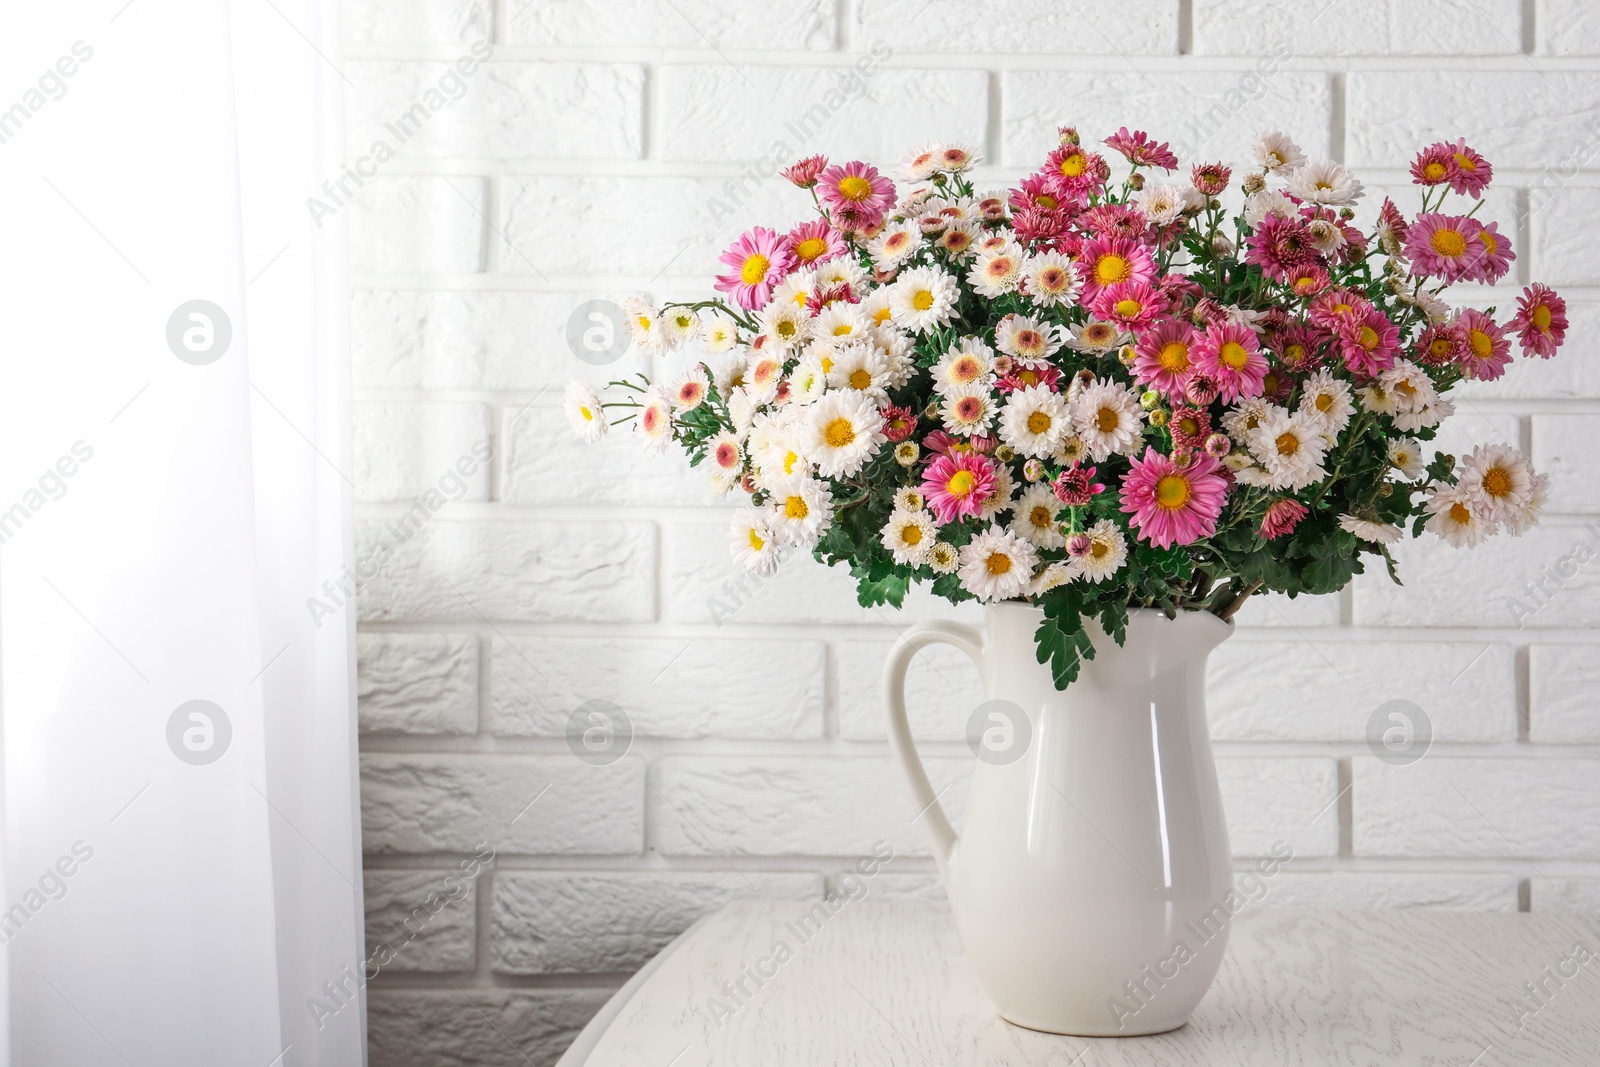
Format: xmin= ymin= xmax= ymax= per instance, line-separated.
xmin=1148 ymin=408 xmax=1169 ymax=427
xmin=995 ymin=444 xmax=1016 ymax=462
xmin=1242 ymin=173 xmax=1266 ymax=194
xmin=1118 ymin=345 xmax=1138 ymax=367
xmin=894 ymin=442 xmax=919 ymax=467
xmin=1210 ymin=233 xmax=1235 ymax=257
xmin=1066 ymin=532 xmax=1093 ymax=557
xmin=1023 ymin=458 xmax=1045 ymax=482
xmin=1128 ymin=172 xmax=1145 ymax=191
xmin=1140 ymin=390 xmax=1161 ymax=411
xmin=1203 ymin=433 xmax=1232 ymax=457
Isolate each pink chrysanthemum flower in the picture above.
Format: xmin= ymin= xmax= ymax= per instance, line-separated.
xmin=1415 ymin=322 xmax=1467 ymax=367
xmin=1472 ymin=221 xmax=1515 ymax=284
xmin=1051 ymin=463 xmax=1105 ymax=506
xmin=1104 ymin=127 xmax=1179 ymax=170
xmin=1077 ymin=234 xmax=1156 ymax=299
xmin=1119 ymin=448 xmax=1229 ymax=549
xmin=1244 ymin=214 xmax=1319 ymax=282
xmin=1010 ymin=173 xmax=1074 ymax=215
xmin=1041 ymin=144 xmax=1105 ymax=195
xmin=1168 ymin=405 xmax=1212 ymax=454
xmin=882 ymin=404 xmax=918 ymax=443
xmin=1132 ymin=318 xmax=1198 ymax=397
xmin=1260 ymin=498 xmax=1309 ymax=540
xmin=921 ymin=450 xmax=997 ymax=525
xmin=1337 ymin=307 xmax=1401 ymax=377
xmin=1078 ymin=203 xmax=1147 ymax=240
xmin=1509 ymin=283 xmax=1568 ymax=358
xmin=817 ymin=160 xmax=896 ymax=223
xmin=1404 ymin=213 xmax=1487 ymax=283
xmin=1447 ymin=139 xmax=1493 ymax=198
xmin=1377 ymin=198 xmax=1410 ymax=247
xmin=713 ymin=226 xmax=794 ymax=310
xmin=1192 ymin=321 xmax=1269 ymax=402
xmin=996 ymin=364 xmax=1062 ymax=394
xmin=1012 ymin=206 xmax=1068 ymax=245
xmin=1287 ymin=263 xmax=1331 ymax=297
xmin=785 ymin=219 xmax=847 ymax=269
xmin=1307 ymin=287 xmax=1372 ymax=330
xmin=1191 ymin=162 xmax=1231 ymax=197
xmin=1271 ymin=322 xmax=1328 ymax=371
xmin=781 ymin=154 xmax=828 ymax=188
xmin=1457 ymin=309 xmax=1512 ymax=381
xmin=1093 ymin=280 xmax=1164 ymax=328
xmin=1409 ymin=142 xmax=1456 ymax=187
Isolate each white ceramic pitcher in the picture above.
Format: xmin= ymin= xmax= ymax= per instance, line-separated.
xmin=882 ymin=602 xmax=1235 ymax=1035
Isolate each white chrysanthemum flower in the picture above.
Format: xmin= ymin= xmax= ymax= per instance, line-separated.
xmin=881 ymin=509 xmax=937 ymax=566
xmin=1253 ymin=130 xmax=1305 ymax=172
xmin=787 ymin=355 xmax=827 ymax=405
xmin=1355 ymin=381 xmax=1399 ymax=417
xmin=1338 ymin=515 xmax=1402 ymax=544
xmin=1456 ymin=443 xmax=1537 ymax=527
xmin=1297 ymin=368 xmax=1354 ymax=436
xmin=1306 ymin=218 xmax=1346 ymax=257
xmin=770 ymin=478 xmax=834 ymax=547
xmin=866 ymin=223 xmax=920 ymax=271
xmin=804 ymin=391 xmax=885 ymax=477
xmin=928 ymin=541 xmax=959 ymax=574
xmin=1242 ymin=189 xmax=1297 ymax=230
xmin=1415 ymin=290 xmax=1451 ymax=324
xmin=751 ymin=427 xmax=811 ymax=490
xmin=860 ymin=289 xmax=897 ymax=331
xmin=1284 ymin=159 xmax=1364 ymax=206
xmin=828 ymin=341 xmax=892 ymax=400
xmin=564 ymin=382 xmax=608 ymax=442
xmin=878 ymin=331 xmax=915 ymax=388
xmin=1064 ymin=320 xmax=1131 ymax=355
xmin=769 ymin=270 xmax=813 ymax=312
xmin=726 ymin=387 xmax=759 ymax=438
xmin=1026 ymin=561 xmax=1073 ymax=596
xmin=1233 ymin=463 xmax=1276 ymax=488
xmin=1134 ymin=183 xmax=1190 ymax=226
xmin=622 ymin=296 xmax=668 ymax=355
xmin=757 ymin=300 xmax=812 ymax=352
xmin=1021 ymin=251 xmax=1080 ymax=309
xmin=636 ymin=387 xmax=674 ymax=453
xmin=729 ymin=508 xmax=782 ymax=575
xmin=707 ymin=465 xmax=741 ymax=500
xmin=1071 ymin=380 xmax=1145 ymax=461
xmin=935 ymin=142 xmax=980 ymax=173
xmin=1387 ymin=437 xmax=1426 ymax=481
xmin=967 ymin=242 xmax=1026 ymax=298
xmin=1504 ymin=468 xmax=1549 ymax=536
xmin=994 ymin=314 xmax=1064 ymax=364
xmin=890 ymin=488 xmax=923 ymax=513
xmin=1074 ymin=519 xmax=1128 ymax=583
xmin=1379 ymin=359 xmax=1437 ymax=412
xmin=932 ymin=337 xmax=994 ymax=394
xmin=1009 ymin=483 xmax=1066 ymax=549
xmin=1393 ymin=396 xmax=1453 ymax=433
xmin=705 ymin=429 xmax=743 ymax=479
xmin=999 ymin=385 xmax=1070 ymax=458
xmin=714 ymin=352 xmax=751 ymax=398
xmin=957 ymin=526 xmax=1038 ymax=602
xmin=812 ymin=303 xmax=868 ymax=343
xmin=1221 ymin=396 xmax=1274 ymax=442
xmin=700 ymin=309 xmax=740 ymax=354
xmin=898 ymin=142 xmax=941 ymax=181
xmin=1424 ymin=484 xmax=1492 ymax=548
xmin=977 ymin=463 xmax=1016 ymax=522
xmin=939 ymin=382 xmax=997 ymax=437
xmin=814 ymin=258 xmax=867 ymax=293
xmin=661 ymin=305 xmax=700 ymax=348
xmin=668 ymin=365 xmax=710 ymax=412
xmin=1249 ymin=408 xmax=1328 ymax=491
xmin=1052 ymin=435 xmax=1090 ymax=467
xmin=890 ymin=267 xmax=959 ymax=333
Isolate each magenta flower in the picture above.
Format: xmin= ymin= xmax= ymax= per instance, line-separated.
xmin=1415 ymin=321 xmax=1467 ymax=367
xmin=1103 ymin=127 xmax=1178 ymax=170
xmin=1404 ymin=213 xmax=1487 ymax=283
xmin=1472 ymin=221 xmax=1515 ymax=284
xmin=1409 ymin=142 xmax=1456 ymax=188
xmin=1119 ymin=448 xmax=1229 ymax=549
xmin=1192 ymin=321 xmax=1269 ymax=402
xmin=1337 ymin=307 xmax=1401 ymax=377
xmin=1260 ymin=498 xmax=1309 ymax=540
xmin=780 ymin=154 xmax=828 ymax=189
xmin=1244 ymin=214 xmax=1319 ymax=282
xmin=785 ymin=218 xmax=847 ymax=269
xmin=1191 ymin=162 xmax=1231 ymax=196
xmin=1132 ymin=318 xmax=1197 ymax=398
xmin=713 ymin=226 xmax=794 ymax=310
xmin=817 ymin=161 xmax=896 ymax=224
xmin=1078 ymin=234 xmax=1156 ymax=299
xmin=921 ymin=450 xmax=997 ymax=525
xmin=1509 ymin=283 xmax=1568 ymax=358
xmin=1446 ymin=139 xmax=1493 ymax=198
xmin=1051 ymin=464 xmax=1105 ymax=506
xmin=1092 ymin=280 xmax=1165 ymax=329
xmin=1041 ymin=144 xmax=1105 ymax=195
xmin=1457 ymin=309 xmax=1512 ymax=380
xmin=1307 ymin=288 xmax=1372 ymax=330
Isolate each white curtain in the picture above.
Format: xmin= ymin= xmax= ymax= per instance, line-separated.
xmin=0 ymin=1 xmax=364 ymax=1064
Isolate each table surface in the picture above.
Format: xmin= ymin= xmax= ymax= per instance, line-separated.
xmin=558 ymin=901 xmax=1600 ymax=1067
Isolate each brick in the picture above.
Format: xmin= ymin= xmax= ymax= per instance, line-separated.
xmin=1457 ymin=302 xmax=1600 ymax=398
xmin=657 ymin=65 xmax=988 ymax=164
xmin=342 ymin=0 xmax=492 ymax=45
xmin=1347 ymin=72 xmax=1600 ymax=172
xmin=360 ymin=754 xmax=644 ymax=854
xmin=354 ymin=402 xmax=491 ymax=504
xmin=500 ymin=175 xmax=812 ymax=280
xmin=664 ymin=519 xmax=979 ymax=626
xmin=347 ymin=62 xmax=642 ymax=161
xmin=1534 ymin=188 xmax=1600 ymax=286
xmin=1194 ymin=0 xmax=1522 ymax=55
xmin=1209 ymin=640 xmax=1513 ymax=743
xmin=357 ymin=632 xmax=478 ymax=735
xmin=1219 ymin=757 xmax=1340 ymax=858
xmin=1538 ymin=0 xmax=1600 ymax=55
xmin=348 ymin=177 xmax=485 ymax=275
xmin=1352 ymin=522 xmax=1600 ymax=628
xmin=350 ymin=289 xmax=648 ymax=391
xmin=1002 ymin=70 xmax=1331 ymax=169
xmin=1229 ymin=591 xmax=1340 ymax=629
xmin=487 ymin=635 xmax=824 ymax=739
xmin=1353 ymin=756 xmax=1600 ymax=858
xmin=363 ymin=868 xmax=477 ymax=972
xmin=1530 ymin=644 xmax=1600 ymax=743
xmin=1428 ymin=408 xmax=1521 ymax=464
xmin=1531 ymin=878 xmax=1600 ymax=913
xmin=491 ymin=872 xmax=819 ymax=973
xmin=835 ymin=639 xmax=984 ymax=742
xmin=355 ymin=519 xmax=656 ymax=624
xmin=367 ymin=989 xmax=610 ymax=1067
xmin=856 ymin=0 xmax=1178 ymax=53
xmin=1247 ymin=871 xmax=1519 ymax=910
xmin=1533 ymin=414 xmax=1600 ymax=514
xmin=501 ymin=403 xmax=708 ymax=508
xmin=507 ymin=0 xmax=835 ymax=49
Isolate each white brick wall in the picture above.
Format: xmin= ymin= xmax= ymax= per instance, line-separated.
xmin=344 ymin=3 xmax=1600 ymax=1063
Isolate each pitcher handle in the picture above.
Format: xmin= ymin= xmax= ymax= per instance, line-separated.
xmin=882 ymin=620 xmax=985 ymax=874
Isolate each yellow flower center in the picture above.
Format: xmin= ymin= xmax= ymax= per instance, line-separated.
xmin=785 ymin=495 xmax=809 ymax=519
xmin=1090 ymin=540 xmax=1109 ymax=559
xmin=1115 ymin=298 xmax=1142 ymax=318
xmin=1094 ymin=254 xmax=1129 ymax=285
xmin=985 ymin=552 xmax=1012 ymax=575
xmin=795 ymin=237 xmax=828 ymax=262
xmin=1095 ymin=407 xmax=1120 ymax=433
xmin=872 ymin=306 xmax=893 ymax=324
xmin=1424 ymin=161 xmax=1448 ymax=180
xmin=1037 ymin=193 xmax=1059 ymax=209
xmin=838 ymin=175 xmax=873 ymax=201
xmin=1030 ymin=505 xmax=1053 ymax=528
xmin=1482 ymin=467 xmax=1512 ymax=498
xmin=740 ymin=254 xmax=770 ymax=285
xmin=1357 ymin=325 xmax=1379 ymax=350
xmin=1285 ymin=343 xmax=1306 ymax=364
xmin=748 ymin=528 xmax=765 ymax=550
xmin=824 ymin=417 xmax=856 ymax=448
xmin=1454 ymin=153 xmax=1476 ymax=172
xmin=776 ymin=319 xmax=797 ymax=338
xmin=782 ymin=450 xmax=800 ymax=475
xmin=1219 ymin=341 xmax=1249 ymax=369
xmin=1155 ymin=474 xmax=1191 ymax=510
xmin=1315 ymin=393 xmax=1333 ymax=412
xmin=1027 ymin=411 xmax=1053 ymax=434
xmin=947 ymin=470 xmax=976 ymax=497
xmin=579 ymin=405 xmax=594 ymax=421
xmin=1449 ymin=501 xmax=1472 ymax=524
xmin=1532 ymin=305 xmax=1552 ymax=331
xmin=1059 ymin=154 xmax=1087 ymax=178
xmin=912 ymin=289 xmax=935 ymax=311
xmin=1481 ymin=231 xmax=1498 ymax=255
xmin=1430 ymin=228 xmax=1467 ymax=258
xmin=901 ymin=524 xmax=922 ymax=546
xmin=1275 ymin=432 xmax=1300 ymax=457
xmin=1468 ymin=329 xmax=1493 ymax=359
xmin=1159 ymin=341 xmax=1190 ymax=372
xmin=848 ymin=368 xmax=872 ymax=390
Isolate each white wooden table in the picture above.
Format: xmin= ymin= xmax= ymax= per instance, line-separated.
xmin=557 ymin=901 xmax=1600 ymax=1066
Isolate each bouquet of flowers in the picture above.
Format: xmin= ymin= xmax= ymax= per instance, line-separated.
xmin=565 ymin=127 xmax=1567 ymax=688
